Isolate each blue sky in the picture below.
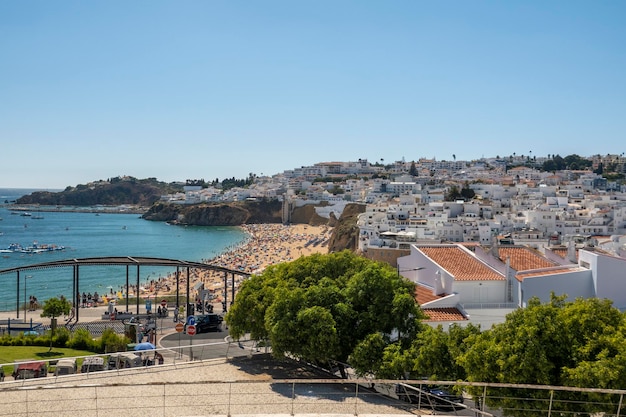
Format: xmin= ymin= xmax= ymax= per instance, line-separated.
xmin=2 ymin=1 xmax=625 ymax=189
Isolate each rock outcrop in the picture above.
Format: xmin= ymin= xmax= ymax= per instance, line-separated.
xmin=326 ymin=203 xmax=366 ymax=253
xmin=143 ymin=200 xmax=365 ymax=253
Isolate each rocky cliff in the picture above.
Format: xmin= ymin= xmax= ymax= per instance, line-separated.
xmin=143 ymin=200 xmax=365 ymax=253
xmin=142 ymin=200 xmax=284 ymax=225
xmin=326 ymin=203 xmax=366 ymax=253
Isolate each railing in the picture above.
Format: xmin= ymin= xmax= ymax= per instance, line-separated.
xmin=1 ymin=376 xmax=625 ymax=417
xmin=2 ymin=342 xmax=626 ymax=417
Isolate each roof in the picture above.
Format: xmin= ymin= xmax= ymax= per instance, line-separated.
xmin=550 ymin=247 xmax=571 ymax=259
xmin=515 ymin=266 xmax=583 ymax=281
xmin=415 ymin=284 xmax=445 ymax=305
xmin=16 ymin=361 xmax=46 ymax=370
xmin=422 ymin=307 xmax=467 ymax=322
xmin=497 ymin=246 xmax=558 ymax=271
xmin=418 ymin=246 xmax=504 ymax=281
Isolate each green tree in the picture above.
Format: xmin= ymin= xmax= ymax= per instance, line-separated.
xmin=225 ymin=251 xmax=422 ymax=368
xmin=460 ymin=182 xmax=475 ymax=200
xmin=41 ymin=297 xmax=72 ymax=351
xmin=458 ymin=295 xmax=626 ymax=417
xmin=445 ymin=185 xmax=461 ymax=201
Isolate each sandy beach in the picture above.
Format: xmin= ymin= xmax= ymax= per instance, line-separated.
xmin=132 ymin=223 xmax=333 ymax=304
xmin=4 ymin=223 xmax=332 ymax=324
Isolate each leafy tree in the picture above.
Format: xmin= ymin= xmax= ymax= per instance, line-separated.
xmin=409 ymin=161 xmax=418 ymax=176
xmin=460 ymin=182 xmax=475 ymax=200
xmin=364 ymin=323 xmax=480 ymax=381
xmin=445 ymin=185 xmax=461 ymax=201
xmin=458 ymin=294 xmax=626 ymax=417
xmin=41 ymin=297 xmax=72 ymax=351
xmin=594 ymin=162 xmax=604 ymax=175
xmin=225 ymin=251 xmax=422 ymax=369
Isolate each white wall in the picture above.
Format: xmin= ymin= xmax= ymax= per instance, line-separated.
xmin=455 ymin=280 xmax=507 ymax=304
xmin=579 ymin=249 xmax=626 ymax=311
xmin=520 ymin=270 xmax=594 ymax=305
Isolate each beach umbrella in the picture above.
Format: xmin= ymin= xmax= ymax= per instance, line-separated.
xmin=134 ymin=342 xmax=156 ymax=351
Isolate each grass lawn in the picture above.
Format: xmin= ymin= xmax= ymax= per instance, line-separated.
xmin=0 ymin=346 xmax=95 ymax=378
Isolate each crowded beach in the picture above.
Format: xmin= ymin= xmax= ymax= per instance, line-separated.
xmin=102 ymin=223 xmax=333 ymax=307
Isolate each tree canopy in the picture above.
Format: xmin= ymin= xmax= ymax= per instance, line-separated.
xmin=225 ymin=250 xmax=423 ymax=365
xmin=41 ymin=296 xmax=72 ymax=351
xmin=458 ymin=294 xmax=626 ymax=416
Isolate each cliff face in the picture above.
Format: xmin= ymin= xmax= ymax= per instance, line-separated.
xmin=142 ymin=200 xmax=283 ymax=225
xmin=327 ymin=203 xmax=366 ymax=253
xmin=143 ymin=200 xmax=365 ymax=253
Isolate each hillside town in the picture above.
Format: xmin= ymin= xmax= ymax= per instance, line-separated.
xmin=163 ymin=153 xmax=626 ymax=328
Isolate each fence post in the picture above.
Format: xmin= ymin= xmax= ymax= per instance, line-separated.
xmin=547 ymin=390 xmax=554 ymax=417
xmin=617 ymin=393 xmax=623 ymax=417
xmin=354 ymin=382 xmax=359 ymax=416
xmin=291 ymin=382 xmax=295 ymax=416
xmin=482 ymin=385 xmax=487 ymax=413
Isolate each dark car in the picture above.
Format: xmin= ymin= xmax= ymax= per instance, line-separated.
xmin=396 ymin=383 xmax=464 ymax=410
xmin=191 ymin=313 xmax=223 ymax=333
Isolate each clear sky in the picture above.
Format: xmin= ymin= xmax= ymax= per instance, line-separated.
xmin=2 ymin=1 xmax=625 ymax=189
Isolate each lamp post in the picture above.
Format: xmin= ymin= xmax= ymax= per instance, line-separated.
xmin=24 ymin=275 xmax=32 ymax=320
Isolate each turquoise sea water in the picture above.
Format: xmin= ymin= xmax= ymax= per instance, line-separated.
xmin=0 ymin=189 xmax=248 ymax=311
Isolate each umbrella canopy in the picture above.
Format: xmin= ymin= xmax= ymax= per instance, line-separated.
xmin=134 ymin=342 xmax=156 ymax=351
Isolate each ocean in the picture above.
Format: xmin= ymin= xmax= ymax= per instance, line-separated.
xmin=0 ymin=188 xmax=248 ymax=311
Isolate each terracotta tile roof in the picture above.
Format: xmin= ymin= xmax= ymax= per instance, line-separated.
xmin=415 ymin=284 xmax=444 ymax=305
xmin=419 ymin=246 xmax=504 ymax=281
xmin=422 ymin=307 xmax=467 ymax=322
xmin=551 ymin=247 xmax=569 ymax=259
xmin=497 ymin=247 xmax=558 ymax=271
xmin=516 ymin=267 xmax=582 ymax=280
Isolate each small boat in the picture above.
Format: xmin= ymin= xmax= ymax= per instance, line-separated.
xmin=1 ymin=242 xmax=67 ymax=253
xmin=20 ymin=212 xmax=32 ymax=217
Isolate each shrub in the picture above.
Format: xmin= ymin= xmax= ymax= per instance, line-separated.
xmin=67 ymin=328 xmax=93 ymax=350
xmin=98 ymin=328 xmax=130 ymax=353
xmin=52 ymin=327 xmax=71 ymax=347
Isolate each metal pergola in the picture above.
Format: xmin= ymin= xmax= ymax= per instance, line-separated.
xmin=0 ymin=256 xmax=250 ymax=322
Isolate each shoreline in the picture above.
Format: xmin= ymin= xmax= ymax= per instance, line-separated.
xmin=5 ymin=204 xmax=148 ymax=214
xmin=136 ymin=223 xmax=333 ymax=303
xmin=2 ymin=223 xmax=332 ymax=321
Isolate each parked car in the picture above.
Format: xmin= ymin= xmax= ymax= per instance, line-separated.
xmin=396 ymin=383 xmax=464 ymax=410
xmin=13 ymin=361 xmax=48 ymax=379
xmin=190 ymin=313 xmax=223 ymax=333
xmin=54 ymin=358 xmax=77 ymax=376
xmin=80 ymin=356 xmax=106 ymax=373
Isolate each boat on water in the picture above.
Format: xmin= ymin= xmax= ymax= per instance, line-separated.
xmin=0 ymin=242 xmax=67 ymax=254
xmin=20 ymin=212 xmax=32 ymax=217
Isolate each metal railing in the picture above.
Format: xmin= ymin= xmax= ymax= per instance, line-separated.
xmin=1 ymin=376 xmax=626 ymax=417
xmin=2 ymin=342 xmax=626 ymax=417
